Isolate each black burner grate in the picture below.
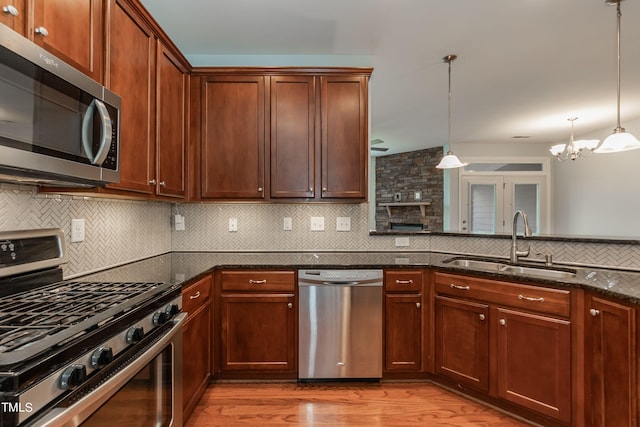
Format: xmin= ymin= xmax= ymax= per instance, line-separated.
xmin=0 ymin=280 xmax=170 ymax=363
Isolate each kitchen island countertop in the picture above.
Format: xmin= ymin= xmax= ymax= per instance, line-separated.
xmin=78 ymin=251 xmax=640 ymax=305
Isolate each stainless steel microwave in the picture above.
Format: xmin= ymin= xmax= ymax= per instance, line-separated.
xmin=0 ymin=23 xmax=120 ymax=187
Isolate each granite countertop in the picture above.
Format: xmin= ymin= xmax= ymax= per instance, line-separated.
xmin=78 ymin=251 xmax=640 ymax=305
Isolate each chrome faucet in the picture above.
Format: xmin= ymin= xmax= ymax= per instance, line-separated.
xmin=511 ymin=210 xmax=532 ymax=264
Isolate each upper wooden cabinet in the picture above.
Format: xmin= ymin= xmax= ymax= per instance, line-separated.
xmin=31 ymin=0 xmax=105 ymax=81
xmin=200 ymin=75 xmax=266 ymax=199
xmin=106 ymin=0 xmax=156 ymax=195
xmin=155 ymin=42 xmax=187 ymax=198
xmin=0 ymin=0 xmax=26 ymax=34
xmin=270 ymin=75 xmax=316 ymax=199
xmin=320 ymin=75 xmax=368 ymax=199
xmin=193 ymin=68 xmax=372 ymax=202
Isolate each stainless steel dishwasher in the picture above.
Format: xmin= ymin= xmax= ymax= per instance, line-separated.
xmin=298 ymin=269 xmax=383 ymax=379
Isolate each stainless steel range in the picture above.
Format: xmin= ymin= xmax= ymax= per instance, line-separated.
xmin=0 ymin=229 xmax=185 ymax=427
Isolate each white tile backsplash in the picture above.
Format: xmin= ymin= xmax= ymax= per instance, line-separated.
xmin=2 ymin=183 xmax=639 ymax=277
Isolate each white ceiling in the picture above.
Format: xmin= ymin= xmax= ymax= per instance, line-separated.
xmin=140 ymin=0 xmax=640 ymax=156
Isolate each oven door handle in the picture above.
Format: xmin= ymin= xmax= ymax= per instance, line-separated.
xmin=36 ymin=313 xmax=187 ymax=427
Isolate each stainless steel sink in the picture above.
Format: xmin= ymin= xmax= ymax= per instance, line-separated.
xmin=444 ymin=257 xmax=577 ymax=280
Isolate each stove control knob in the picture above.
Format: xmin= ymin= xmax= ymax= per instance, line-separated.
xmin=165 ymin=303 xmax=180 ymax=317
xmin=152 ymin=311 xmax=168 ymax=326
xmin=126 ymin=326 xmax=144 ymax=344
xmin=60 ymin=364 xmax=87 ymax=390
xmin=91 ymin=347 xmax=114 ymax=369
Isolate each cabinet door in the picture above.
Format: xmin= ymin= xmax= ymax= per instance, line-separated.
xmin=106 ymin=0 xmax=156 ymax=194
xmin=0 ymin=0 xmax=26 ymax=34
xmin=155 ymin=42 xmax=187 ymax=198
xmin=31 ymin=0 xmax=104 ymax=81
xmin=201 ymin=75 xmax=266 ymax=199
xmin=385 ymin=294 xmax=423 ymax=372
xmin=496 ymin=308 xmax=571 ymax=423
xmin=220 ymin=293 xmax=296 ymax=372
xmin=585 ymin=295 xmax=637 ymax=427
xmin=435 ymin=296 xmax=489 ymax=392
xmin=320 ymin=75 xmax=367 ymax=199
xmin=182 ymin=303 xmax=211 ymax=418
xmin=270 ymin=75 xmax=315 ymax=199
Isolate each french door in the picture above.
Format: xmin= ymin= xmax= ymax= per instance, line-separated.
xmin=460 ymin=175 xmax=547 ymax=234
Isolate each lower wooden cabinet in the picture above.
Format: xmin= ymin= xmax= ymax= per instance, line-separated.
xmin=182 ymin=275 xmax=212 ymax=421
xmin=215 ymin=270 xmax=297 ymax=378
xmin=384 ymin=270 xmax=426 ymax=375
xmin=435 ymin=295 xmax=489 ymax=391
xmin=585 ymin=293 xmax=638 ymax=427
xmin=433 ymin=272 xmax=572 ymax=425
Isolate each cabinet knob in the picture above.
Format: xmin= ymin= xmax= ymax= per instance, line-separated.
xmin=322 ymin=187 xmax=327 ymax=192
xmin=590 ymin=308 xmax=600 ymax=317
xmin=479 ymin=314 xmax=486 ymax=321
xmin=416 ymin=302 xmax=421 ymax=309
xmin=2 ymin=5 xmax=19 ymax=16
xmin=149 ymin=179 xmax=157 ymax=185
xmin=159 ymin=181 xmax=166 ymax=187
xmin=287 ymin=303 xmax=293 ymax=309
xmin=499 ymin=319 xmax=506 ymax=326
xmin=258 ymin=187 xmax=263 ymax=192
xmin=35 ymin=26 xmax=49 ymax=37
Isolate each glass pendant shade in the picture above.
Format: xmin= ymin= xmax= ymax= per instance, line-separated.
xmin=436 ymin=151 xmax=467 ymax=169
xmin=594 ymin=128 xmax=640 ymax=153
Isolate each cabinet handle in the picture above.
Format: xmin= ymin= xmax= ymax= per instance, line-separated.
xmin=590 ymin=308 xmax=600 ymax=317
xmin=149 ymin=179 xmax=157 ymax=185
xmin=416 ymin=302 xmax=421 ymax=309
xmin=35 ymin=26 xmax=49 ymax=37
xmin=189 ymin=291 xmax=201 ymax=300
xmin=479 ymin=314 xmax=486 ymax=321
xmin=287 ymin=303 xmax=293 ymax=309
xmin=248 ymin=279 xmax=267 ymax=284
xmin=2 ymin=5 xmax=19 ymax=16
xmin=395 ymin=279 xmax=414 ymax=285
xmin=499 ymin=319 xmax=506 ymax=326
xmin=449 ymin=283 xmax=470 ymax=291
xmin=518 ymin=294 xmax=545 ymax=302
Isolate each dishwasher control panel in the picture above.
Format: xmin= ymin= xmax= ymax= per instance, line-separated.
xmin=298 ymin=269 xmax=383 ymax=283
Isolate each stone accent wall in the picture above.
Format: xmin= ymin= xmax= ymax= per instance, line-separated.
xmin=375 ymin=147 xmax=444 ymax=231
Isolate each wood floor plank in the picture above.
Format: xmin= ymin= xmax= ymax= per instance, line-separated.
xmin=185 ymin=382 xmax=533 ymax=426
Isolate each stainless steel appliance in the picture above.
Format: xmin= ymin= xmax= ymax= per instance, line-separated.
xmin=0 ymin=24 xmax=120 ymax=187
xmin=298 ymin=269 xmax=383 ymax=380
xmin=0 ymin=229 xmax=183 ymax=427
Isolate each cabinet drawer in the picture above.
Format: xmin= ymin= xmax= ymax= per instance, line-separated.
xmin=385 ymin=270 xmax=423 ymax=292
xmin=434 ymin=272 xmax=570 ymax=318
xmin=182 ymin=275 xmax=212 ymax=317
xmin=221 ymin=270 xmax=295 ymax=292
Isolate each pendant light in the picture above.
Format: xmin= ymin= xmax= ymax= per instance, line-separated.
xmin=549 ymin=117 xmax=599 ymax=161
xmin=594 ymin=0 xmax=640 ymax=153
xmin=436 ymin=54 xmax=467 ymax=169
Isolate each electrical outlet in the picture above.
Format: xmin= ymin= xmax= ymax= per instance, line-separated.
xmin=174 ymin=214 xmax=185 ymax=231
xmin=336 ymin=217 xmax=351 ymax=232
xmin=310 ymin=217 xmax=325 ymax=231
xmin=394 ymin=192 xmax=402 ymax=202
xmin=71 ymin=219 xmax=85 ymax=243
xmin=228 ymin=218 xmax=238 ymax=232
xmin=283 ymin=217 xmax=292 ymax=231
xmin=395 ymin=237 xmax=410 ymax=247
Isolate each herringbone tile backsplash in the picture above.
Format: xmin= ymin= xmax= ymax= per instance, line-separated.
xmin=2 ymin=184 xmax=640 ymax=277
xmin=0 ymin=184 xmax=171 ymax=277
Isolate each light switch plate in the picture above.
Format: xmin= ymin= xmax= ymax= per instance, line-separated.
xmin=71 ymin=219 xmax=85 ymax=243
xmin=336 ymin=217 xmax=351 ymax=231
xmin=310 ymin=217 xmax=325 ymax=231
xmin=395 ymin=237 xmax=410 ymax=247
xmin=283 ymin=217 xmax=292 ymax=231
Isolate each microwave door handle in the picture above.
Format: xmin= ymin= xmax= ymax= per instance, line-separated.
xmin=81 ymin=99 xmax=113 ymax=165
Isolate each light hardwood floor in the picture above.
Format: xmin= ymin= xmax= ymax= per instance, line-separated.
xmin=185 ymin=382 xmax=533 ymax=426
